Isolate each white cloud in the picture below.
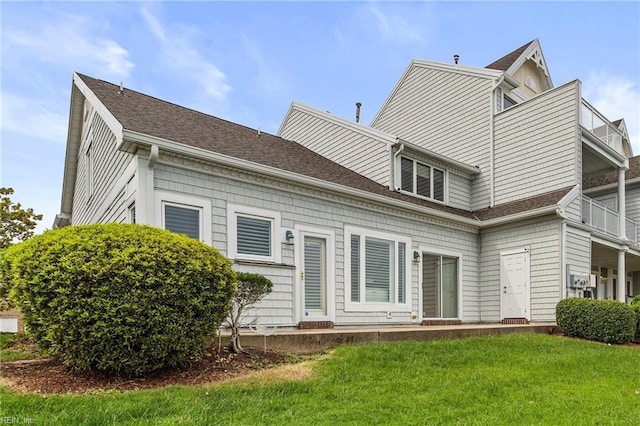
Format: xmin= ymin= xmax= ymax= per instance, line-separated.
xmin=366 ymin=4 xmax=424 ymax=44
xmin=583 ymin=72 xmax=640 ymax=155
xmin=241 ymin=34 xmax=288 ymax=94
xmin=4 ymin=13 xmax=134 ymax=80
xmin=1 ymin=92 xmax=68 ymax=144
xmin=140 ymin=8 xmax=231 ymax=102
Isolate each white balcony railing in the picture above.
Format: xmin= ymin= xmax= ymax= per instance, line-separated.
xmin=582 ymin=195 xmax=638 ymax=243
xmin=580 ymin=100 xmax=624 ymax=155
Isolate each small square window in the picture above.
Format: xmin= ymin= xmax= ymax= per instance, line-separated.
xmin=164 ymin=204 xmax=201 ymax=240
xmin=228 ymin=205 xmax=281 ymax=263
xmin=237 ymin=215 xmax=272 ymax=257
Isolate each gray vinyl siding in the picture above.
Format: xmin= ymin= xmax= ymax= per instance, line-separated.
xmin=479 ymin=218 xmax=561 ymax=322
xmin=627 ymin=185 xmax=640 ymax=242
xmin=71 ymin=111 xmax=134 ymax=225
xmin=279 ymin=107 xmax=390 ymax=186
xmin=494 ymin=82 xmax=579 ymax=205
xmin=564 ymin=227 xmax=591 ymax=299
xmin=371 ymin=66 xmax=493 ymax=210
xmin=153 ymin=157 xmax=480 ymax=327
xmin=449 ymin=173 xmax=472 ymax=211
xmin=564 ymin=192 xmax=582 ymax=223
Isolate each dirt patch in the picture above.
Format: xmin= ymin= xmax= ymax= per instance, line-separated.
xmin=0 ymin=345 xmax=308 ymax=395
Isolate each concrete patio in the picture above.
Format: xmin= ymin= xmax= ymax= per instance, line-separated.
xmin=220 ymin=323 xmax=557 ymax=354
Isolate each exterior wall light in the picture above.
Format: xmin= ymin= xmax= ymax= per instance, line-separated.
xmin=285 ymin=230 xmax=294 ymax=244
xmin=413 ymin=250 xmax=421 ymax=263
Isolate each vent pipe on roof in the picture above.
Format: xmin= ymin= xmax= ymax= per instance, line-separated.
xmin=355 ymin=102 xmax=362 ymax=123
xmin=454 ymin=55 xmax=459 ymax=65
xmin=118 ymin=82 xmax=124 ymax=94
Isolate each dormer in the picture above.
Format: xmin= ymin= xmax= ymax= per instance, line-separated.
xmin=487 ymin=39 xmax=553 ymax=106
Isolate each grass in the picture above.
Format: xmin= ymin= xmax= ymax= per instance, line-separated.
xmin=1 ymin=333 xmax=639 ymax=425
xmin=0 ymin=333 xmax=40 ymax=362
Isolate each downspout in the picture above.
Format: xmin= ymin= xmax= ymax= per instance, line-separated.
xmin=143 ymin=144 xmax=159 ymax=225
xmin=391 ymin=139 xmax=405 ymax=191
xmin=489 ymin=75 xmax=505 ymax=208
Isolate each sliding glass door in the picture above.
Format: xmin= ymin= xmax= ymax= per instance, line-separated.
xmin=422 ymin=254 xmax=458 ymax=319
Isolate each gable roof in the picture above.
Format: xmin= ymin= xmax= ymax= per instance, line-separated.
xmin=583 ymin=155 xmax=640 ymax=189
xmin=76 ymin=73 xmax=477 ymax=221
xmin=486 ymin=40 xmax=535 ymax=71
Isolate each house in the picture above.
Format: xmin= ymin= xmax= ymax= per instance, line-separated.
xmin=54 ymin=39 xmax=639 ymax=329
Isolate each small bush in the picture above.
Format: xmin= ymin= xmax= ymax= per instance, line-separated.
xmin=632 ymin=304 xmax=640 ymax=343
xmin=631 ymin=294 xmax=640 ymax=306
xmin=227 ymin=272 xmax=273 ymax=353
xmin=1 ymin=224 xmax=236 ymax=376
xmin=556 ymin=298 xmax=635 ymax=344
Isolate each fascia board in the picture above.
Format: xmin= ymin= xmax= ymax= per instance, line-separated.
xmin=122 ymin=129 xmax=481 ymax=228
xmin=558 ymin=184 xmax=582 ymax=210
xmin=58 ymin=82 xmax=84 ymax=218
xmin=276 ymin=102 xmax=295 ymax=136
xmin=287 ymin=101 xmax=397 ymax=145
xmin=506 ymin=39 xmax=554 ymax=89
xmin=397 ymin=139 xmax=480 ymax=176
xmin=73 ymin=74 xmax=124 ymax=146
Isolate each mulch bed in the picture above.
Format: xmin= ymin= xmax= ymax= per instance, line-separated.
xmin=0 ymin=345 xmax=290 ymax=394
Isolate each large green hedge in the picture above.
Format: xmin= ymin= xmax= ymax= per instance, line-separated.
xmin=556 ymin=298 xmax=636 ymax=344
xmin=1 ymin=224 xmax=236 ymax=376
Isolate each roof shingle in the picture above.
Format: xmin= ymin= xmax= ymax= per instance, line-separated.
xmin=486 ymin=40 xmax=534 ymax=71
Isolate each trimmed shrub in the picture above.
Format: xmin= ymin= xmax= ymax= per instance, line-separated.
xmin=227 ymin=272 xmax=273 ymax=353
xmin=633 ymin=304 xmax=640 ymax=343
xmin=631 ymin=294 xmax=640 ymax=306
xmin=1 ymin=224 xmax=236 ymax=376
xmin=556 ymin=298 xmax=635 ymax=344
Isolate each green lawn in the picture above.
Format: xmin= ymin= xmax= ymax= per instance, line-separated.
xmin=0 ymin=332 xmax=40 ymax=362
xmin=1 ymin=333 xmax=639 ymax=425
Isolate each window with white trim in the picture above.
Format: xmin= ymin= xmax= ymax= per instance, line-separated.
xmin=85 ymin=142 xmax=94 ymax=201
xmin=503 ymin=95 xmax=517 ymax=109
xmin=345 ymin=226 xmax=411 ymax=311
xmin=155 ymin=191 xmax=212 ymax=245
xmin=228 ymin=205 xmax=281 ymax=263
xmin=399 ymin=156 xmax=445 ymax=202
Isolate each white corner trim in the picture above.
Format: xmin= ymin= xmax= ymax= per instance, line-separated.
xmin=558 ymin=184 xmax=582 ymax=210
xmin=73 ymin=73 xmax=124 ymax=146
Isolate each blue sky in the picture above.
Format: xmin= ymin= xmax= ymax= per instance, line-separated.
xmin=2 ymin=1 xmax=639 ymax=234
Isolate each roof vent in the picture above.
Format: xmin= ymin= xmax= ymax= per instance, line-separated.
xmin=355 ymin=102 xmax=362 ymax=123
xmin=454 ymin=55 xmax=460 ymax=65
xmin=118 ymin=82 xmax=124 ymax=94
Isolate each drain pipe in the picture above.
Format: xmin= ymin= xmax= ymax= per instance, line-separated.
xmin=391 ymin=139 xmax=405 ymax=191
xmin=489 ymin=75 xmax=505 ymax=207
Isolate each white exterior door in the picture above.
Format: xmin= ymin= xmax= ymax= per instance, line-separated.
xmin=296 ymin=226 xmax=335 ymax=323
xmin=500 ymin=248 xmax=530 ymax=320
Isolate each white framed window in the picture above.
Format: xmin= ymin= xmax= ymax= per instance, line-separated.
xmin=85 ymin=142 xmax=94 ymax=201
xmin=503 ymin=95 xmax=517 ymax=109
xmin=155 ymin=191 xmax=211 ymax=244
xmin=228 ymin=204 xmax=281 ymax=263
xmin=345 ymin=226 xmax=411 ymax=312
xmin=398 ymin=156 xmax=445 ymax=203
xmin=128 ymin=203 xmax=136 ymax=224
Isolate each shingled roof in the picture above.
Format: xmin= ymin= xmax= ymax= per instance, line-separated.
xmin=78 ymin=74 xmax=477 ymax=220
xmin=583 ymin=155 xmax=640 ymax=189
xmin=473 ymin=186 xmax=572 ymax=221
xmin=486 ymin=40 xmax=535 ymax=71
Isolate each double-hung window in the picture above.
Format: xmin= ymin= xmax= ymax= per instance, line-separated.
xmin=345 ymin=226 xmax=411 ymax=312
xmin=228 ymin=205 xmax=281 ymax=263
xmin=156 ymin=191 xmax=211 ymax=244
xmin=399 ymin=156 xmax=445 ymax=202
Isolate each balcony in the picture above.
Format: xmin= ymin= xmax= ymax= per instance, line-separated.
xmin=580 ymin=100 xmax=625 ymax=156
xmin=582 ymin=195 xmax=637 ymax=243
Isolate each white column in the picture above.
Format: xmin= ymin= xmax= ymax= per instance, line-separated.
xmin=618 ymin=168 xmax=626 ymax=239
xmin=617 ymin=248 xmax=626 ymax=303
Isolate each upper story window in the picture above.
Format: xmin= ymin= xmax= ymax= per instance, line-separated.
xmin=228 ymin=204 xmax=281 ymax=263
xmin=399 ymin=156 xmax=445 ymax=202
xmin=503 ymin=95 xmax=517 ymax=109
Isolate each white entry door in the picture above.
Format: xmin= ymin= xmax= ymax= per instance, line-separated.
xmin=500 ymin=248 xmax=530 ymax=320
xmin=297 ymin=227 xmax=335 ymax=323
